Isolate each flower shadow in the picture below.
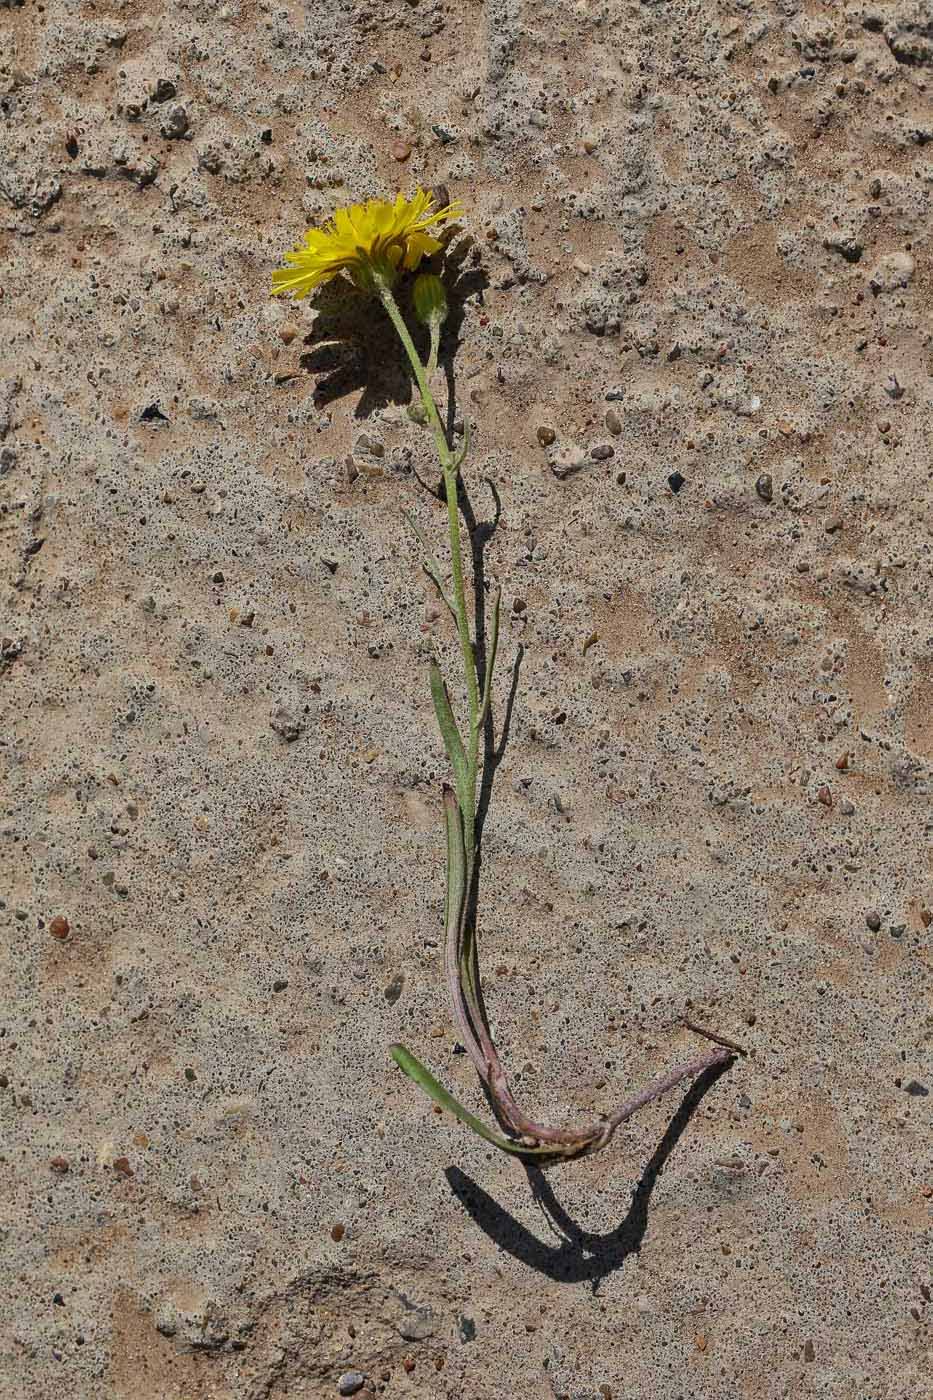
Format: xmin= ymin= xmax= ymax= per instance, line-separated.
xmin=297 ymin=230 xmax=488 ymax=419
xmin=444 ymin=1059 xmax=731 ymax=1291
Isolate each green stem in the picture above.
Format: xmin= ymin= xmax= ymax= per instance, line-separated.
xmin=376 ymin=275 xmax=480 ymax=865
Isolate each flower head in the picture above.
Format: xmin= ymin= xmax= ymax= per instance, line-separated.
xmin=272 ymin=189 xmax=461 ymax=301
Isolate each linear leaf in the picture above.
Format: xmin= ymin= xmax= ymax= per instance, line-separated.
xmin=389 ymin=1044 xmax=555 ymax=1156
xmin=430 ymin=661 xmax=468 ymax=804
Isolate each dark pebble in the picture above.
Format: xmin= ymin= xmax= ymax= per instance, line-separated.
xmin=337 ymin=1374 xmax=364 ymax=1397
xmin=865 ymin=910 xmax=881 ymax=931
xmin=668 ymin=471 xmax=685 ymax=493
xmin=756 ymin=473 xmax=773 ymax=503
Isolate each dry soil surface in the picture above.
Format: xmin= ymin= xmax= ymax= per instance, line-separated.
xmin=2 ymin=0 xmax=933 ymax=1396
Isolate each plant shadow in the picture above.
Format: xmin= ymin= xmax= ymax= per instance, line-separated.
xmin=299 ymin=225 xmax=488 ymax=419
xmin=445 ymin=1058 xmax=731 ymax=1290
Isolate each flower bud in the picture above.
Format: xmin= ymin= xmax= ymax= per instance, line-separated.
xmin=412 ymin=273 xmax=448 ymax=329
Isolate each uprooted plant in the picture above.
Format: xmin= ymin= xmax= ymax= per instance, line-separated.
xmin=273 ymin=188 xmax=742 ymax=1160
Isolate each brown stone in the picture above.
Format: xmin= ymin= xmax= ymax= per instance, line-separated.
xmin=50 ymin=1155 xmax=70 ymax=1174
xmin=49 ymin=915 xmax=70 ymax=940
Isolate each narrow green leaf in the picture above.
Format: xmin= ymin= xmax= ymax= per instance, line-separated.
xmin=390 ymin=1043 xmax=554 ymax=1156
xmin=402 ymin=510 xmax=457 ymax=623
xmin=430 ymin=661 xmax=469 ymax=805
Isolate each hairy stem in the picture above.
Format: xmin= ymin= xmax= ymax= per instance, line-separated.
xmin=379 ymin=267 xmax=740 ymax=1160
xmin=376 ymin=276 xmax=480 ymax=868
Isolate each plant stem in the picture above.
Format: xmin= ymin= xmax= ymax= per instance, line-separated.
xmin=379 ymin=269 xmax=741 ymax=1160
xmin=376 ymin=276 xmax=480 ymax=866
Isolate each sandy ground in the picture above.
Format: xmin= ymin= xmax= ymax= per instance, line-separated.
xmin=2 ymin=0 xmax=933 ymax=1395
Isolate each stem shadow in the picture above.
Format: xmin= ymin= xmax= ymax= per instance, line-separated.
xmin=445 ymin=1058 xmax=731 ymax=1290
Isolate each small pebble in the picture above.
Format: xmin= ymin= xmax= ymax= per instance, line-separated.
xmin=816 ymin=785 xmax=832 ymax=807
xmin=804 ymin=1340 xmax=815 ymax=1363
xmin=551 ymin=446 xmax=586 ymax=480
xmin=337 ymin=1372 xmax=365 ymax=1396
xmin=278 ymin=322 xmax=299 ymax=345
xmin=50 ymin=1156 xmax=70 ymax=1174
xmin=112 ymin=1156 xmax=134 ymax=1177
xmin=331 ymin=1222 xmax=345 ymax=1242
xmin=161 ymin=104 xmax=189 ymax=139
xmin=865 ymin=910 xmax=881 ymax=932
xmin=869 ymin=250 xmax=915 ymax=293
xmin=49 ymin=915 xmax=70 ymax=940
xmin=590 ymin=443 xmax=614 ymax=460
xmin=824 ymin=517 xmax=843 ymax=533
xmin=270 ymin=706 xmax=303 ymax=742
xmin=755 ymin=473 xmax=773 ymax=503
xmin=536 ymin=425 xmax=556 ymax=446
xmin=835 ymin=753 xmax=848 ymax=770
xmin=840 ymin=799 xmax=855 ymax=815
xmin=355 ymin=433 xmax=384 ymax=458
xmin=668 ymin=471 xmax=685 ymax=493
xmin=605 ymin=408 xmax=622 ymax=436
xmin=390 ymin=140 xmax=411 ymax=162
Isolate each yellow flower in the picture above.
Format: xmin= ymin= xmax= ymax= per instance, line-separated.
xmin=272 ymin=189 xmax=461 ymax=301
